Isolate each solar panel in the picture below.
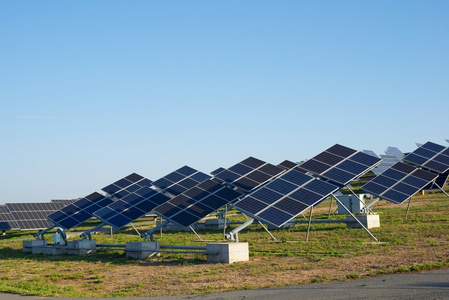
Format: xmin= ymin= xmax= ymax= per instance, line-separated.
xmin=403 ymin=142 xmax=449 ymax=174
xmin=102 ymin=173 xmax=153 ymax=199
xmin=362 ymin=150 xmax=379 ymax=158
xmin=371 ymin=154 xmax=402 ymax=176
xmin=51 ymin=199 xmax=78 ymax=204
xmin=234 ymin=169 xmax=340 ymax=227
xmin=298 ymin=144 xmax=382 ymax=186
xmin=0 ymin=205 xmax=19 ymax=230
xmin=213 ymin=157 xmax=285 ymax=192
xmin=94 ymin=167 xmax=211 ymax=229
xmin=5 ymin=202 xmax=68 ymax=230
xmin=151 ymin=166 xmax=212 ymax=197
xmin=362 ymin=162 xmax=438 ymax=204
xmin=47 ymin=192 xmax=113 ymax=229
xmin=385 ymin=146 xmax=404 ymax=160
xmin=278 ymin=160 xmax=300 ymax=170
xmin=153 ymin=178 xmax=243 ymax=228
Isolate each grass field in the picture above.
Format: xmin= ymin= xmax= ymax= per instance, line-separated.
xmin=1 ymin=191 xmax=449 ymax=297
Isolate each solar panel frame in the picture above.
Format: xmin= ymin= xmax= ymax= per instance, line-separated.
xmin=153 ymin=178 xmax=244 ymax=228
xmin=233 ymin=169 xmax=340 ymax=227
xmin=362 ymin=162 xmax=439 ymax=204
xmin=0 ymin=205 xmax=19 ymax=230
xmin=403 ymin=142 xmax=449 ymax=174
xmin=47 ymin=192 xmax=113 ymax=230
xmin=213 ymin=157 xmax=285 ymax=193
xmin=6 ymin=202 xmax=68 ymax=230
xmin=298 ymin=144 xmax=382 ymax=186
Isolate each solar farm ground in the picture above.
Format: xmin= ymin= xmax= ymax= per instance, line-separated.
xmin=0 ymin=191 xmax=449 ymax=298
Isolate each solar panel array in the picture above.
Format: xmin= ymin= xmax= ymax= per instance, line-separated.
xmin=0 ymin=205 xmax=18 ymax=230
xmin=385 ymin=146 xmax=404 ymax=160
xmin=102 ymin=173 xmax=153 ymax=198
xmin=47 ymin=192 xmax=113 ymax=230
xmin=362 ymin=162 xmax=438 ymax=204
xmin=403 ymin=142 xmax=449 ymax=174
xmin=213 ymin=157 xmax=285 ymax=192
xmin=5 ymin=202 xmax=68 ymax=230
xmin=154 ymin=178 xmax=243 ymax=227
xmin=94 ymin=167 xmax=211 ymax=229
xmin=298 ymin=144 xmax=382 ymax=186
xmin=234 ymin=168 xmax=340 ymax=227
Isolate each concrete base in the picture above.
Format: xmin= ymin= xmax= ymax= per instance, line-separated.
xmin=32 ymin=246 xmax=67 ymax=255
xmin=346 ymin=214 xmax=380 ymax=229
xmin=23 ymin=240 xmax=47 ymax=252
xmin=206 ymin=242 xmax=249 ymax=264
xmin=125 ymin=241 xmax=160 ymax=259
xmin=67 ymin=239 xmax=96 ymax=255
xmin=201 ymin=219 xmax=228 ymax=230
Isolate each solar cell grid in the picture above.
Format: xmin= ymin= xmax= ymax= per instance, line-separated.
xmin=326 ymin=144 xmax=357 ymax=158
xmin=404 ymin=142 xmax=449 ymax=174
xmin=278 ymin=160 xmax=298 ymax=170
xmin=6 ymin=202 xmax=68 ymax=230
xmin=0 ymin=205 xmax=18 ymax=230
xmin=233 ymin=168 xmax=339 ymax=227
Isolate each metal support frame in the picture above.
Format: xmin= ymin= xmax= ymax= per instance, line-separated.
xmin=129 ymin=222 xmax=140 ymax=236
xmin=405 ymin=197 xmax=413 ymax=218
xmin=80 ymin=223 xmax=105 ymax=240
xmin=256 ymin=220 xmax=276 ymax=241
xmin=225 ymin=218 xmax=255 ymax=242
xmin=141 ymin=220 xmax=168 ymax=241
xmin=33 ymin=225 xmax=55 ymax=240
xmin=189 ymin=226 xmax=202 ymax=240
xmin=332 ymin=194 xmax=378 ymax=242
xmin=305 ymin=206 xmax=314 ymax=242
xmin=345 ymin=185 xmax=373 ymax=214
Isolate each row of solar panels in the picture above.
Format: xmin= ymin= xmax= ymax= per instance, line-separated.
xmin=1 ymin=141 xmax=448 ymax=233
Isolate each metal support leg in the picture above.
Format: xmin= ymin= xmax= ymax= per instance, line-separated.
xmin=189 ymin=226 xmax=202 ymax=240
xmin=223 ymin=204 xmax=228 ymax=240
xmin=257 ymin=220 xmax=276 ymax=241
xmin=333 ymin=195 xmax=379 ymax=242
xmin=130 ymin=223 xmax=140 ymax=236
xmin=141 ymin=220 xmax=168 ymax=241
xmin=306 ymin=205 xmax=314 ymax=242
xmin=328 ymin=197 xmax=333 ymax=219
xmin=80 ymin=223 xmax=105 ymax=239
xmin=405 ymin=197 xmax=412 ymax=218
xmin=434 ymin=183 xmax=449 ymax=198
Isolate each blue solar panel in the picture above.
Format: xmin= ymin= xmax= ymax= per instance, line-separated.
xmin=153 ymin=178 xmax=243 ymax=228
xmin=362 ymin=162 xmax=438 ymax=204
xmin=404 ymin=142 xmax=449 ymax=174
xmin=234 ymin=168 xmax=339 ymax=227
xmin=299 ymin=144 xmax=381 ymax=186
xmin=213 ymin=157 xmax=284 ymax=192
xmin=48 ymin=192 xmax=113 ymax=230
xmin=0 ymin=205 xmax=18 ymax=230
xmin=102 ymin=173 xmax=153 ymax=198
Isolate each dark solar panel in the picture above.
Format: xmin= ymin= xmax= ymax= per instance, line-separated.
xmin=151 ymin=166 xmax=212 ymax=197
xmin=153 ymin=178 xmax=243 ymax=228
xmin=362 ymin=162 xmax=438 ymax=204
xmin=298 ymin=144 xmax=381 ymax=186
xmin=0 ymin=205 xmax=19 ymax=230
xmin=6 ymin=202 xmax=68 ymax=230
xmin=47 ymin=192 xmax=113 ymax=230
xmin=234 ymin=169 xmax=339 ymax=227
xmin=213 ymin=157 xmax=285 ymax=192
xmin=102 ymin=173 xmax=153 ymax=197
xmin=403 ymin=142 xmax=449 ymax=174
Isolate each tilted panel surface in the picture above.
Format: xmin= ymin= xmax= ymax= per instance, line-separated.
xmin=153 ymin=178 xmax=243 ymax=228
xmin=403 ymin=142 xmax=449 ymax=174
xmin=94 ymin=186 xmax=171 ymax=229
xmin=6 ymin=202 xmax=68 ymax=230
xmin=361 ymin=162 xmax=438 ymax=204
xmin=102 ymin=173 xmax=153 ymax=199
xmin=299 ymin=144 xmax=381 ymax=186
xmin=151 ymin=166 xmax=211 ymax=197
xmin=47 ymin=192 xmax=113 ymax=229
xmin=0 ymin=205 xmax=19 ymax=230
xmin=234 ymin=169 xmax=339 ymax=227
xmin=213 ymin=157 xmax=285 ymax=192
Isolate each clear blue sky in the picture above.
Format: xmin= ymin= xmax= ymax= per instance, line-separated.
xmin=1 ymin=1 xmax=448 ymax=204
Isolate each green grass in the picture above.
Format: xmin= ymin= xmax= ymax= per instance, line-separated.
xmin=0 ymin=192 xmax=448 ymax=297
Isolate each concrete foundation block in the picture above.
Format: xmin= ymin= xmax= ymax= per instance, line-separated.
xmin=32 ymin=246 xmax=67 ymax=255
xmin=67 ymin=239 xmax=96 ymax=255
xmin=23 ymin=240 xmax=47 ymax=252
xmin=206 ymin=242 xmax=249 ymax=264
xmin=346 ymin=214 xmax=380 ymax=229
xmin=203 ymin=219 xmax=229 ymax=230
xmin=125 ymin=241 xmax=160 ymax=259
